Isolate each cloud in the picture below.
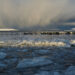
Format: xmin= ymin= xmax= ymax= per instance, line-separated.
xmin=0 ymin=0 xmax=75 ymax=30
xmin=62 ymin=22 xmax=75 ymax=26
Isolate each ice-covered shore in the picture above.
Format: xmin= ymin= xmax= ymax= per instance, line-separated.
xmin=0 ymin=47 xmax=75 ymax=75
xmin=1 ymin=39 xmax=75 ymax=48
xmin=1 ymin=34 xmax=75 ymax=47
xmin=0 ymin=34 xmax=75 ymax=75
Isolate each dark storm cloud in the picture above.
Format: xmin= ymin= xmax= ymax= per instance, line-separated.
xmin=0 ymin=0 xmax=75 ymax=30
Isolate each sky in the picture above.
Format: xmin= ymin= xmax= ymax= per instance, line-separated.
xmin=0 ymin=0 xmax=75 ymax=31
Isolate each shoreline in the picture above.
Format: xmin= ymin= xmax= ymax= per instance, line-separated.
xmin=0 ymin=31 xmax=75 ymax=35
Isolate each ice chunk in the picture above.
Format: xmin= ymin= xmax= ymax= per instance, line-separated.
xmin=54 ymin=72 xmax=60 ymax=75
xmin=0 ymin=62 xmax=7 ymax=72
xmin=65 ymin=66 xmax=75 ymax=75
xmin=0 ymin=52 xmax=7 ymax=59
xmin=35 ymin=71 xmax=50 ymax=75
xmin=17 ymin=57 xmax=53 ymax=68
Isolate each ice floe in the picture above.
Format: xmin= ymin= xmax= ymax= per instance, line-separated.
xmin=0 ymin=62 xmax=7 ymax=72
xmin=35 ymin=71 xmax=50 ymax=75
xmin=65 ymin=66 xmax=75 ymax=75
xmin=0 ymin=52 xmax=7 ymax=60
xmin=17 ymin=57 xmax=53 ymax=68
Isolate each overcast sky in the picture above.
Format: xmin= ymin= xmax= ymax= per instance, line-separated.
xmin=0 ymin=0 xmax=75 ymax=31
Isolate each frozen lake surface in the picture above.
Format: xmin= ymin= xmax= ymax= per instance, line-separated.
xmin=0 ymin=34 xmax=75 ymax=75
